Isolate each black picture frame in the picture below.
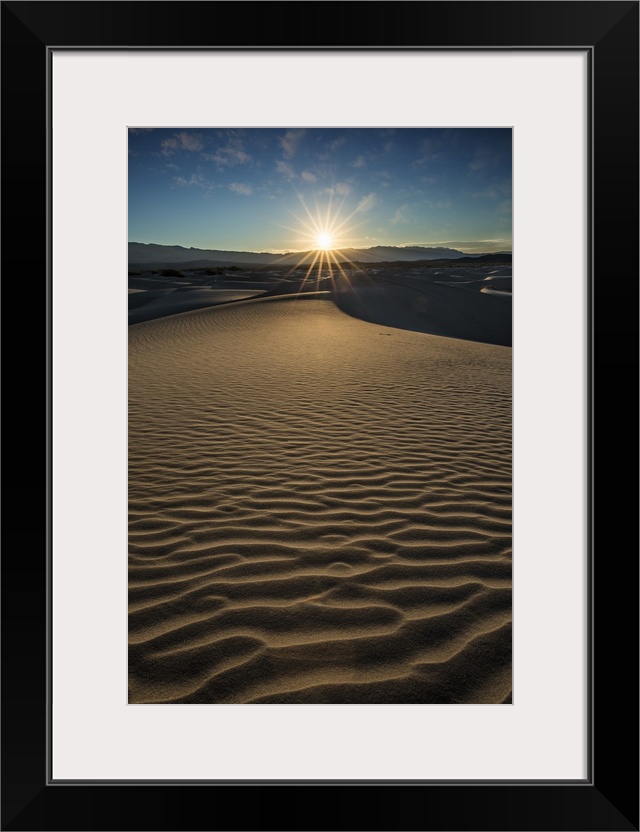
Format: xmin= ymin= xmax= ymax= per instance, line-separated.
xmin=2 ymin=2 xmax=638 ymax=830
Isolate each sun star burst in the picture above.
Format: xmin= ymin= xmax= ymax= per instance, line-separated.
xmin=316 ymin=232 xmax=333 ymax=250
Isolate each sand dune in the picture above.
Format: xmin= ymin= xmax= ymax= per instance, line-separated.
xmin=129 ymin=293 xmax=511 ymax=704
xmin=333 ymin=272 xmax=511 ymax=346
xmin=128 ymin=287 xmax=267 ymax=325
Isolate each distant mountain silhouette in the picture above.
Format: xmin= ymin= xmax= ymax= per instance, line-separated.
xmin=128 ymin=243 xmax=278 ymax=267
xmin=453 ymin=252 xmax=512 ymax=264
xmin=127 ymin=242 xmax=502 ymax=268
xmin=345 ymin=245 xmax=466 ymax=262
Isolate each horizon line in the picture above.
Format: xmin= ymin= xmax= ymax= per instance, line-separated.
xmin=129 ymin=240 xmax=513 ymax=256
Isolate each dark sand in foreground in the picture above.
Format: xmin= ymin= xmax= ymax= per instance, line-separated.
xmin=129 ymin=280 xmax=511 ymax=704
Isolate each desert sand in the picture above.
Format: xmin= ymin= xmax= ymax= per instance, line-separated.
xmin=129 ymin=270 xmax=511 ymax=704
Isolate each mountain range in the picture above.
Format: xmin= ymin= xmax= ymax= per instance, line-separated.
xmin=128 ymin=242 xmax=510 ymax=269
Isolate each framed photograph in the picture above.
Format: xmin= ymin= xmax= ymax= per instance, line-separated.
xmin=2 ymin=2 xmax=637 ymax=830
xmin=126 ymin=123 xmax=515 ymax=711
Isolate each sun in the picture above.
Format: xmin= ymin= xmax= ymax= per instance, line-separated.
xmin=316 ymin=232 xmax=333 ymax=250
xmin=278 ymin=197 xmax=364 ymax=296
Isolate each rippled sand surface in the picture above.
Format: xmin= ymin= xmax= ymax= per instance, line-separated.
xmin=129 ymin=296 xmax=511 ymax=703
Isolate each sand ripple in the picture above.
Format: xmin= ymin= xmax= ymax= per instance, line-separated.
xmin=129 ymin=297 xmax=511 ymax=703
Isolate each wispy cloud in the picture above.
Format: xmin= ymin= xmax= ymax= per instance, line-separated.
xmin=324 ymin=182 xmax=351 ymax=196
xmin=203 ymin=137 xmax=251 ymax=167
xmin=355 ymin=192 xmax=379 ymax=213
xmin=279 ymin=129 xmax=305 ymax=159
xmin=390 ymin=205 xmax=412 ymax=225
xmin=161 ymin=138 xmax=178 ymax=155
xmin=413 ymin=136 xmax=445 ymax=168
xmin=301 ymin=170 xmax=317 ymax=182
xmin=162 ymin=131 xmax=204 ymax=156
xmin=229 ymin=182 xmax=253 ymax=196
xmin=350 ymin=155 xmax=367 ymax=168
xmin=173 ymin=173 xmax=205 ymax=188
xmin=327 ymin=135 xmax=346 ymax=151
xmin=276 ymin=160 xmax=296 ymax=180
xmin=178 ymin=132 xmax=204 ymax=152
xmin=372 ymin=170 xmax=392 ymax=186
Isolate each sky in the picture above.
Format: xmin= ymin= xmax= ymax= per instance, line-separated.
xmin=128 ymin=128 xmax=512 ymax=254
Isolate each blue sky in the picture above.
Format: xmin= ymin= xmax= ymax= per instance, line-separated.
xmin=128 ymin=128 xmax=512 ymax=254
